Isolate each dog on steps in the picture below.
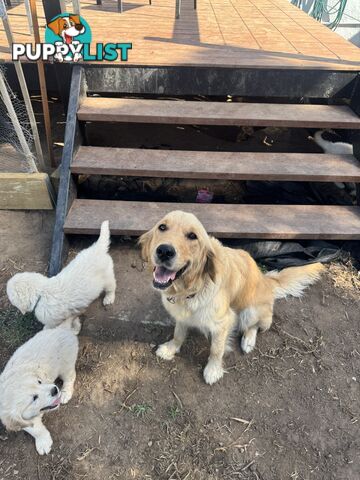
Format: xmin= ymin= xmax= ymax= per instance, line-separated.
xmin=313 ymin=129 xmax=355 ymax=194
xmin=139 ymin=210 xmax=324 ymax=385
xmin=7 ymin=221 xmax=116 ymax=332
xmin=0 ymin=324 xmax=79 ymax=455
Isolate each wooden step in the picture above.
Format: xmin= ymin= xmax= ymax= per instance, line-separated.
xmin=78 ymin=98 xmax=360 ymax=129
xmin=72 ymin=147 xmax=360 ymax=182
xmin=64 ymin=200 xmax=360 ymax=239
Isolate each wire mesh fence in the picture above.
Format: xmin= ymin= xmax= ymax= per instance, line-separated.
xmin=0 ymin=65 xmax=37 ymax=173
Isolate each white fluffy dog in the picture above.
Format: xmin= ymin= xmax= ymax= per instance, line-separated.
xmin=7 ymin=221 xmax=116 ymax=331
xmin=313 ymin=130 xmax=353 ymax=155
xmin=0 ymin=325 xmax=79 ymax=454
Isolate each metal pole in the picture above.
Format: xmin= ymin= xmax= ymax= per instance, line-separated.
xmin=24 ymin=0 xmax=34 ymax=34
xmin=175 ymin=0 xmax=181 ymax=18
xmin=0 ymin=70 xmax=38 ymax=173
xmin=42 ymin=0 xmax=62 ymax=23
xmin=72 ymin=0 xmax=80 ymax=14
xmin=59 ymin=0 xmax=67 ymax=13
xmin=29 ymin=0 xmax=55 ymax=166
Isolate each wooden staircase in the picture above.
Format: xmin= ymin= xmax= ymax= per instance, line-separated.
xmin=49 ymin=66 xmax=360 ymax=276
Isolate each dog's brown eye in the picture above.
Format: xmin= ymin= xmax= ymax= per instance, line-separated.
xmin=187 ymin=232 xmax=197 ymax=240
xmin=158 ymin=224 xmax=167 ymax=231
xmin=33 ymin=395 xmax=38 ymax=401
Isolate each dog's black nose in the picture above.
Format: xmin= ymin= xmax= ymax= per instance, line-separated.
xmin=156 ymin=244 xmax=175 ymax=261
xmin=51 ymin=386 xmax=59 ymax=397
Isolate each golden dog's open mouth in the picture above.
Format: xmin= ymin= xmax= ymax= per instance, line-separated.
xmin=153 ymin=264 xmax=188 ymax=290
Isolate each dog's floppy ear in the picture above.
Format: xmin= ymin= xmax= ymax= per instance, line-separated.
xmin=204 ymin=248 xmax=216 ymax=283
xmin=70 ymin=14 xmax=81 ymax=24
xmin=138 ymin=229 xmax=154 ymax=263
xmin=47 ymin=17 xmax=64 ymax=36
xmin=0 ymin=409 xmax=32 ymax=432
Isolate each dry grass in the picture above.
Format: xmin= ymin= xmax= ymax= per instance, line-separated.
xmin=327 ymin=260 xmax=360 ymax=300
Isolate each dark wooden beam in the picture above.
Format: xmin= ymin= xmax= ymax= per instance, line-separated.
xmin=84 ymin=66 xmax=357 ymax=99
xmin=350 ymin=74 xmax=360 ymax=206
xmin=42 ymin=0 xmax=61 ymax=23
xmin=49 ymin=66 xmax=84 ymax=276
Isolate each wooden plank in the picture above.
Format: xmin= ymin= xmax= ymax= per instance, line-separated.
xmin=78 ymin=98 xmax=360 ymax=129
xmin=64 ymin=200 xmax=360 ymax=240
xmin=0 ymin=173 xmax=53 ymax=210
xmin=48 ymin=65 xmax=83 ymax=277
xmin=72 ymin=147 xmax=360 ymax=182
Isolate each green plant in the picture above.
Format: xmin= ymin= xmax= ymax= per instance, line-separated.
xmin=130 ymin=403 xmax=152 ymax=418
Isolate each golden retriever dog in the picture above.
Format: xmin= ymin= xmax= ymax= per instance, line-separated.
xmin=139 ymin=211 xmax=324 ymax=385
xmin=0 ymin=325 xmax=78 ymax=454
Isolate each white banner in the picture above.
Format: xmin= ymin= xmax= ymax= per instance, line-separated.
xmin=0 ymin=0 xmax=7 ymax=19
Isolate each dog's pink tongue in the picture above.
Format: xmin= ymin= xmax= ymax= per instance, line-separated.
xmin=64 ymin=34 xmax=72 ymax=45
xmin=154 ymin=266 xmax=176 ymax=284
xmin=52 ymin=397 xmax=61 ymax=407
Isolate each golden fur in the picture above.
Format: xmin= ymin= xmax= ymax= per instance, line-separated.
xmin=139 ymin=210 xmax=324 ymax=385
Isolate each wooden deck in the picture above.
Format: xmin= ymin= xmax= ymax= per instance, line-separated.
xmin=1 ymin=0 xmax=359 ymax=69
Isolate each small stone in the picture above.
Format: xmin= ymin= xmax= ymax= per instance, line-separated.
xmin=148 ymin=441 xmax=153 ymax=447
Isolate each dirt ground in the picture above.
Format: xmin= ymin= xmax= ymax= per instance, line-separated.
xmin=0 ymin=211 xmax=359 ymax=480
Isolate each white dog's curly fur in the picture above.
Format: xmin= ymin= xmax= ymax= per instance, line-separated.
xmin=0 ymin=325 xmax=79 ymax=455
xmin=6 ymin=221 xmax=116 ymax=331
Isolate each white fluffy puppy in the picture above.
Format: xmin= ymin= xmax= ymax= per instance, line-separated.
xmin=0 ymin=325 xmax=78 ymax=455
xmin=313 ymin=130 xmax=353 ymax=154
xmin=7 ymin=220 xmax=116 ymax=331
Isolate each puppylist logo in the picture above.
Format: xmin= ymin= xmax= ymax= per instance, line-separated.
xmin=12 ymin=13 xmax=132 ymax=62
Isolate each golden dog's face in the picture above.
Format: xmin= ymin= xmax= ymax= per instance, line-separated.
xmin=139 ymin=210 xmax=215 ymax=291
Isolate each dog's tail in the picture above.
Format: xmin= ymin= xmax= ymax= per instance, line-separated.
xmin=96 ymin=220 xmax=111 ymax=251
xmin=266 ymin=263 xmax=325 ymax=300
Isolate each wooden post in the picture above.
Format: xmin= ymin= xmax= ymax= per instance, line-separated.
xmin=350 ymin=74 xmax=360 ymax=206
xmin=29 ymin=0 xmax=55 ymax=166
xmin=1 ymin=2 xmax=47 ymax=171
xmin=0 ymin=70 xmax=38 ymax=173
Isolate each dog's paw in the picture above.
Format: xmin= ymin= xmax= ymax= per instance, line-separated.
xmin=156 ymin=341 xmax=179 ymax=361
xmin=203 ymin=361 xmax=224 ymax=385
xmin=71 ymin=317 xmax=82 ymax=335
xmin=60 ymin=388 xmax=73 ymax=404
xmin=54 ymin=53 xmax=64 ymax=63
xmin=103 ymin=292 xmax=115 ymax=306
xmin=241 ymin=334 xmax=256 ymax=354
xmin=35 ymin=433 xmax=53 ymax=455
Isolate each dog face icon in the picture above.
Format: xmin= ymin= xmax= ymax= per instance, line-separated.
xmin=47 ymin=14 xmax=86 ymax=62
xmin=47 ymin=15 xmax=85 ymax=45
